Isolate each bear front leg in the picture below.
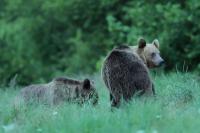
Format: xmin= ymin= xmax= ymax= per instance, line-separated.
xmin=110 ymin=93 xmax=113 ymax=102
xmin=111 ymin=93 xmax=121 ymax=108
xmin=152 ymin=83 xmax=156 ymax=96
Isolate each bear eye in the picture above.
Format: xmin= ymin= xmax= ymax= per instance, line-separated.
xmin=151 ymin=53 xmax=156 ymax=57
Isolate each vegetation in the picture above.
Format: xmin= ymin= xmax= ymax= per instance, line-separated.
xmin=0 ymin=0 xmax=200 ymax=85
xmin=0 ymin=1 xmax=199 ymax=132
xmin=0 ymin=73 xmax=200 ymax=133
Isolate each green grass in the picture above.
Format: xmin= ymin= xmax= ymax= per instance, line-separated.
xmin=0 ymin=73 xmax=200 ymax=133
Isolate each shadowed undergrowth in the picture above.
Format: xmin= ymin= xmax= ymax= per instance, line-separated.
xmin=0 ymin=73 xmax=200 ymax=133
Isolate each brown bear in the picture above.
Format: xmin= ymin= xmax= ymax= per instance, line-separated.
xmin=102 ymin=38 xmax=164 ymax=107
xmin=130 ymin=38 xmax=164 ymax=68
xmin=15 ymin=77 xmax=98 ymax=106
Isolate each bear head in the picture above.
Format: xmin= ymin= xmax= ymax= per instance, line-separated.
xmin=131 ymin=38 xmax=165 ymax=68
xmin=80 ymin=78 xmax=98 ymax=105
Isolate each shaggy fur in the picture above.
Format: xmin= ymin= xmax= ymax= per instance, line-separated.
xmin=102 ymin=38 xmax=164 ymax=107
xmin=17 ymin=77 xmax=98 ymax=106
xmin=102 ymin=46 xmax=153 ymax=107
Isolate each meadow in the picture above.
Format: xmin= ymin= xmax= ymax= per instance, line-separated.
xmin=0 ymin=72 xmax=200 ymax=133
xmin=1 ymin=0 xmax=200 ymax=133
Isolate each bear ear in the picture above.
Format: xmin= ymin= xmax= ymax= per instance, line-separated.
xmin=83 ymin=79 xmax=91 ymax=89
xmin=138 ymin=38 xmax=146 ymax=49
xmin=153 ymin=39 xmax=159 ymax=49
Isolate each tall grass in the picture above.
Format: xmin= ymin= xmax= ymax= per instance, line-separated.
xmin=0 ymin=73 xmax=200 ymax=133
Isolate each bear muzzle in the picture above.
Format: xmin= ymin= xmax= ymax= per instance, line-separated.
xmin=158 ymin=60 xmax=165 ymax=66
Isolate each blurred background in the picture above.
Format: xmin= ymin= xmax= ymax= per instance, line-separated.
xmin=0 ymin=0 xmax=200 ymax=85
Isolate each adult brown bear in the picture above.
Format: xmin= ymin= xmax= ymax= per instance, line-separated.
xmin=102 ymin=38 xmax=164 ymax=107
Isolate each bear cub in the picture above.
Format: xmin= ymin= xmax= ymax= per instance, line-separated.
xmin=16 ymin=77 xmax=98 ymax=106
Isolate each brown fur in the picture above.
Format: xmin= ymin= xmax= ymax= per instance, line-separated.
xmin=16 ymin=77 xmax=98 ymax=106
xmin=130 ymin=38 xmax=164 ymax=68
xmin=102 ymin=38 xmax=164 ymax=107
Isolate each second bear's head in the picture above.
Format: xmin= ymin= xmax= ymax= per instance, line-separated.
xmin=80 ymin=78 xmax=98 ymax=105
xmin=131 ymin=38 xmax=165 ymax=68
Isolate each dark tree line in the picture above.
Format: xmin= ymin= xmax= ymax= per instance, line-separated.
xmin=0 ymin=0 xmax=200 ymax=85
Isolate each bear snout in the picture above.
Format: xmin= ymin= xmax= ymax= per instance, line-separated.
xmin=159 ymin=60 xmax=165 ymax=66
xmin=153 ymin=54 xmax=165 ymax=67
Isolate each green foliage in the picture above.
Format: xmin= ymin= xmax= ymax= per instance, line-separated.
xmin=1 ymin=73 xmax=200 ymax=133
xmin=0 ymin=0 xmax=200 ymax=85
xmin=107 ymin=1 xmax=200 ymax=71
